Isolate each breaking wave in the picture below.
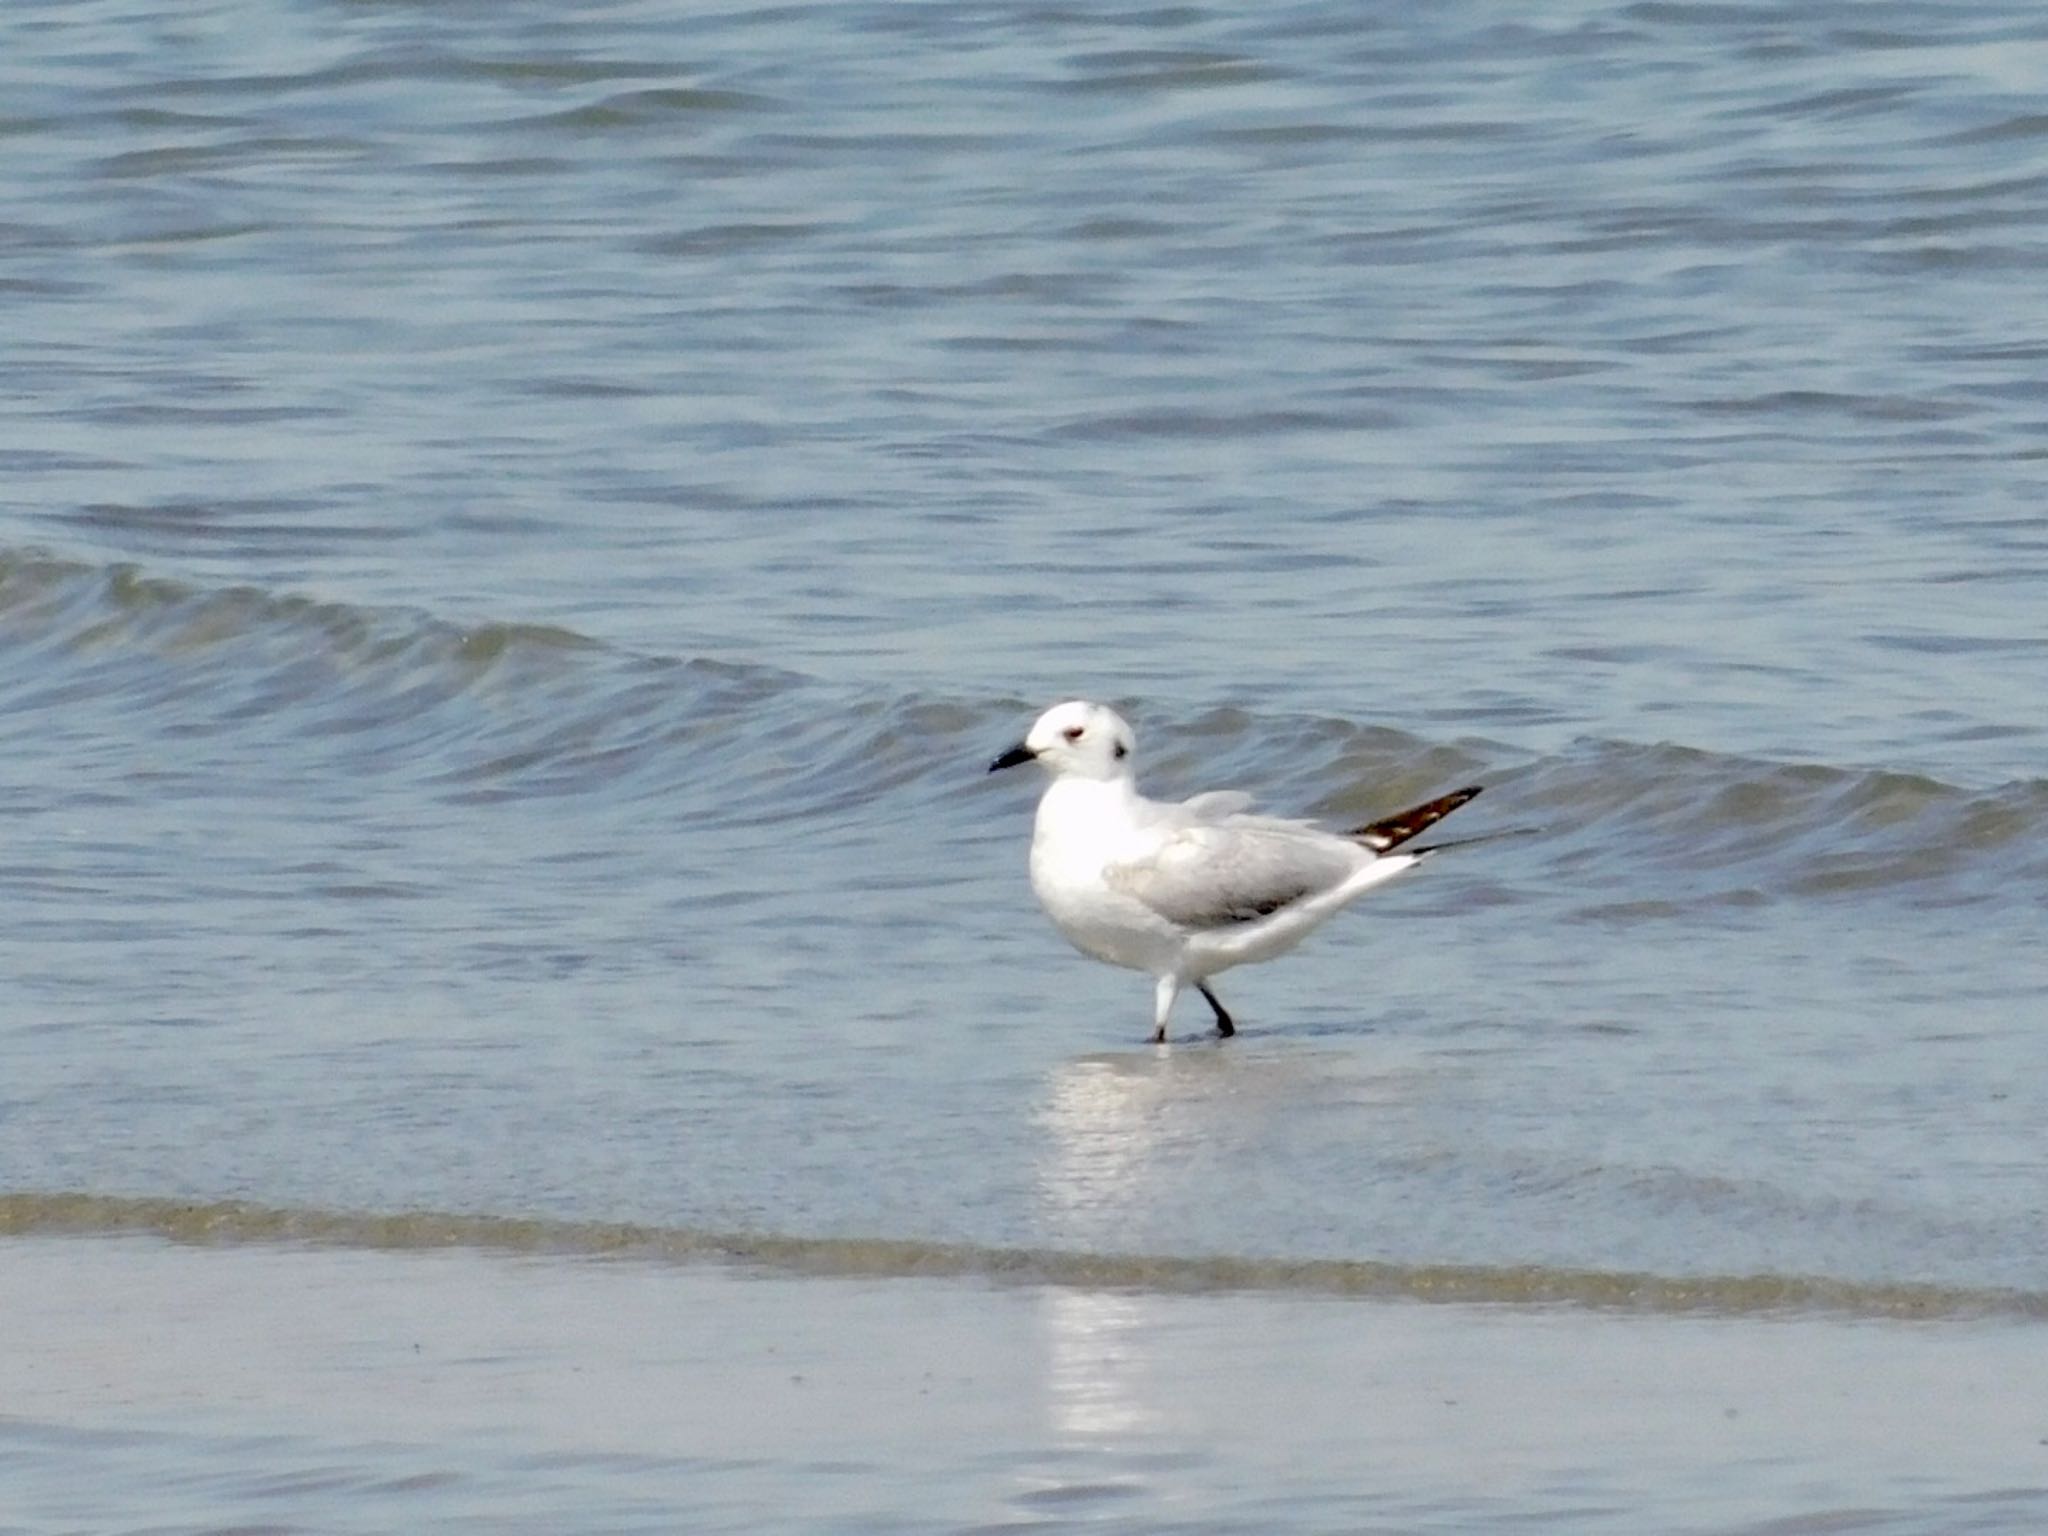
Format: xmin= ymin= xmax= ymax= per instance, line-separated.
xmin=3 ymin=546 xmax=2039 ymax=904
xmin=4 ymin=1190 xmax=2039 ymax=1321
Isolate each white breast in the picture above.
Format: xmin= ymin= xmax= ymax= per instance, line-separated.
xmin=1027 ymin=779 xmax=1184 ymax=974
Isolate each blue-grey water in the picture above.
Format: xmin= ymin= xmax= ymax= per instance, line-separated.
xmin=3 ymin=2 xmax=2047 ymax=1531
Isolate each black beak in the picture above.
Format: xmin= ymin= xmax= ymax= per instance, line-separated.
xmin=988 ymin=742 xmax=1036 ymax=774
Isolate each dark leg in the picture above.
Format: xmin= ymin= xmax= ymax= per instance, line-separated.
xmin=1196 ymin=981 xmax=1235 ymax=1039
xmin=1150 ymin=1025 xmax=1166 ymax=1045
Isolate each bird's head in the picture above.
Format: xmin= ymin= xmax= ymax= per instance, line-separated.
xmin=988 ymin=700 xmax=1136 ymax=782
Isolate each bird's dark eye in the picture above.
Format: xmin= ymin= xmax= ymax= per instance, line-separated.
xmin=1062 ymin=725 xmax=1085 ymax=742
xmin=1113 ymin=741 xmax=1128 ymax=759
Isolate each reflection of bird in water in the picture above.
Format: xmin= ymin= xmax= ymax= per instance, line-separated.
xmin=1033 ymin=1048 xmax=1416 ymax=1248
xmin=1039 ymin=1287 xmax=1160 ymax=1441
xmin=1033 ymin=1052 xmax=1206 ymax=1235
xmin=990 ymin=700 xmax=1511 ymax=1043
xmin=1029 ymin=1049 xmax=1443 ymax=1448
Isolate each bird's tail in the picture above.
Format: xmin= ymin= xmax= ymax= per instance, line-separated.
xmin=1410 ymin=825 xmax=1540 ymax=857
xmin=1350 ymin=786 xmax=1482 ymax=852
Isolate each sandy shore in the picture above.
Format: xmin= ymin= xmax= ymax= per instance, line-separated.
xmin=3 ymin=1233 xmax=2044 ymax=1533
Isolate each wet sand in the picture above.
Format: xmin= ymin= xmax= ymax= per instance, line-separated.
xmin=3 ymin=1233 xmax=2043 ymax=1534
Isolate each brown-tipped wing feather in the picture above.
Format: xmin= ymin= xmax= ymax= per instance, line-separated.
xmin=1349 ymin=786 xmax=1482 ymax=852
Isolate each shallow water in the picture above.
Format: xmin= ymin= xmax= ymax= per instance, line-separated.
xmin=4 ymin=0 xmax=2047 ymax=1530
xmin=6 ymin=1234 xmax=2047 ymax=1536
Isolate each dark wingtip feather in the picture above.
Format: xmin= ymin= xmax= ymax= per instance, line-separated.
xmin=1349 ymin=785 xmax=1483 ymax=852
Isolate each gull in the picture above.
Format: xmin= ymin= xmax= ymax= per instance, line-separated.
xmin=989 ymin=700 xmax=1498 ymax=1044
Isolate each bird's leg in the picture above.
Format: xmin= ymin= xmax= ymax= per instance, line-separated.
xmin=1151 ymin=975 xmax=1180 ymax=1045
xmin=1196 ymin=981 xmax=1236 ymax=1039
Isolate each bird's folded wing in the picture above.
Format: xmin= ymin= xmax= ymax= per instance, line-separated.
xmin=1178 ymin=790 xmax=1255 ymax=821
xmin=1105 ymin=822 xmax=1357 ymax=928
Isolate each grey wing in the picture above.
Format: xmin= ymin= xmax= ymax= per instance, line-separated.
xmin=1178 ymin=790 xmax=1255 ymax=821
xmin=1106 ymin=820 xmax=1361 ymax=929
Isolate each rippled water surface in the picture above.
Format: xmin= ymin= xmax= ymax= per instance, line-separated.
xmin=4 ymin=1 xmax=2047 ymax=1531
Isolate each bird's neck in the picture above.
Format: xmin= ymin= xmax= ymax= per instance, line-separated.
xmin=1035 ymin=772 xmax=1139 ymax=843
